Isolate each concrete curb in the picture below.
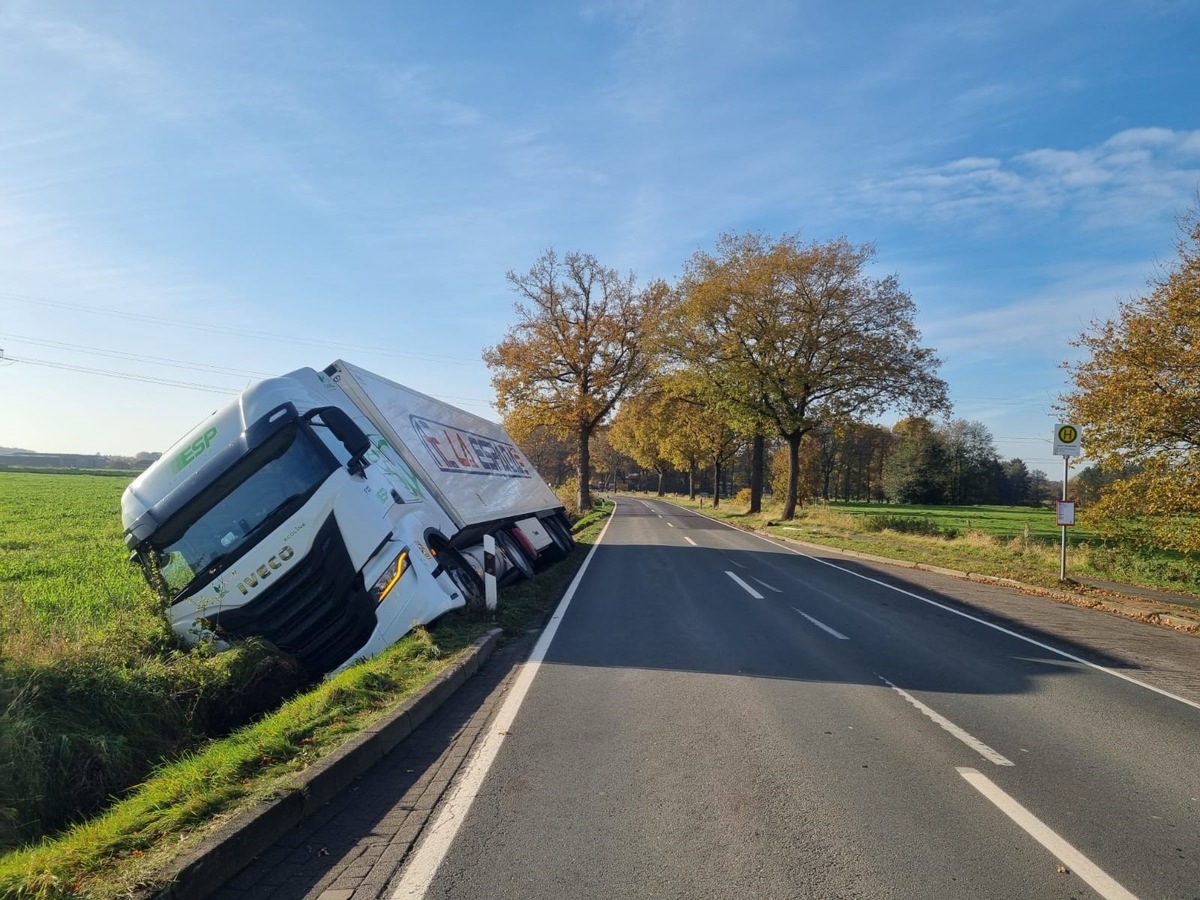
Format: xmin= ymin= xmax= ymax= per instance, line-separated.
xmin=147 ymin=627 xmax=504 ymax=900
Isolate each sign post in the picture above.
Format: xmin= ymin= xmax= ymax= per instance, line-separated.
xmin=1053 ymin=424 xmax=1082 ymax=580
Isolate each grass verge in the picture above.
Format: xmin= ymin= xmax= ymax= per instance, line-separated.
xmin=649 ymin=494 xmax=1200 ymax=630
xmin=0 ymin=502 xmax=612 ymax=900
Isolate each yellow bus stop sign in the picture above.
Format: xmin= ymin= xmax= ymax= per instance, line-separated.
xmin=1054 ymin=424 xmax=1082 ymax=457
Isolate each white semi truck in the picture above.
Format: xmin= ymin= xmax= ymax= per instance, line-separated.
xmin=121 ymin=360 xmax=573 ymax=676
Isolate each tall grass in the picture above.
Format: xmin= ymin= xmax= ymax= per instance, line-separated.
xmin=861 ymin=513 xmax=959 ymax=539
xmin=1080 ymin=542 xmax=1200 ymax=591
xmin=0 ymin=629 xmax=447 ymax=900
xmin=0 ymin=473 xmax=305 ymax=853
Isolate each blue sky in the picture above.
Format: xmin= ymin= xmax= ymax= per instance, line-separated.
xmin=1 ymin=0 xmax=1197 ymax=474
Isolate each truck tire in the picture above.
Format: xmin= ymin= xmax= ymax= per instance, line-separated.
xmin=437 ymin=545 xmax=487 ymax=612
xmin=495 ymin=529 xmax=535 ymax=581
xmin=508 ymin=524 xmax=540 ymax=564
xmin=545 ymin=515 xmax=575 ymax=557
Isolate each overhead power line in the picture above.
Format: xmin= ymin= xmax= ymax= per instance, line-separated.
xmin=1 ymin=352 xmax=498 ymax=411
xmin=0 ymin=332 xmax=273 ymax=380
xmin=1 ymin=354 xmax=238 ymax=393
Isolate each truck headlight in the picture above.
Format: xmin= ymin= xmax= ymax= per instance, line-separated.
xmin=370 ymin=548 xmax=411 ymax=603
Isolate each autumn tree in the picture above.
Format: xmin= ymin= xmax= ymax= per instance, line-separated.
xmin=661 ymin=410 xmax=706 ymax=500
xmin=609 ymin=386 xmax=678 ymax=495
xmin=672 ymin=232 xmax=949 ymax=519
xmin=656 ymin=371 xmax=747 ymax=506
xmin=1061 ymin=204 xmax=1200 ymax=550
xmin=1069 ymin=462 xmax=1140 ymax=507
xmin=769 ymin=435 xmax=823 ymax=505
xmin=824 ymin=421 xmax=896 ymax=502
xmin=485 ymin=249 xmax=667 ymax=511
xmin=590 ymin=427 xmax=634 ymax=492
xmin=690 ymin=402 xmax=745 ymax=508
xmin=502 ymin=415 xmax=575 ymax=487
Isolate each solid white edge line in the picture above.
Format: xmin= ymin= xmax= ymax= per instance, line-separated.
xmin=877 ymin=675 xmax=1012 ymax=766
xmin=390 ymin=507 xmax=617 ymax=899
xmin=683 ymin=505 xmax=1200 ymax=713
xmin=957 ymin=768 xmax=1138 ymax=900
xmin=791 ymin=606 xmax=850 ymax=640
xmin=726 ymin=570 xmax=764 ymax=599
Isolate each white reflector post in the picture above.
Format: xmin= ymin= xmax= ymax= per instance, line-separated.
xmin=483 ymin=534 xmax=498 ymax=611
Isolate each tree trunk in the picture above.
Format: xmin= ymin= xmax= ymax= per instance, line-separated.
xmin=712 ymin=459 xmax=721 ymax=508
xmin=657 ymin=469 xmax=665 ymax=496
xmin=749 ymin=433 xmax=764 ymax=514
xmin=577 ymin=424 xmax=593 ymax=511
xmin=781 ymin=431 xmax=803 ymax=520
xmin=688 ymin=462 xmax=697 ymax=500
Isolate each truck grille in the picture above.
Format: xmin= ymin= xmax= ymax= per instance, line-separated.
xmin=210 ymin=514 xmax=377 ymax=675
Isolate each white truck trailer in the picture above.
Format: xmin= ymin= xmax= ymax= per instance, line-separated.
xmin=121 ymin=360 xmax=573 ymax=676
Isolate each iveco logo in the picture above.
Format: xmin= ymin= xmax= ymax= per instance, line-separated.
xmin=235 ymin=546 xmax=294 ymax=595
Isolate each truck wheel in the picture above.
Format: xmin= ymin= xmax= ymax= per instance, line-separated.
xmin=437 ymin=545 xmax=487 ymax=612
xmin=496 ymin=530 xmax=534 ymax=581
xmin=545 ymin=516 xmax=575 ymax=556
xmin=537 ymin=522 xmax=568 ymax=562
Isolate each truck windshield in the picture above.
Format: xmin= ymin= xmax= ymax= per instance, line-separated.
xmin=140 ymin=423 xmax=336 ymax=602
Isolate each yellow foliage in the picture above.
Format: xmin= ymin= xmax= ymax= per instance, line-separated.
xmin=672 ymin=231 xmax=947 ymax=518
xmin=1063 ymin=205 xmax=1200 ymax=551
xmin=484 ymin=249 xmax=667 ymax=507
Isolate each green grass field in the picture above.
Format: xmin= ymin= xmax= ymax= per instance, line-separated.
xmin=831 ymin=500 xmax=1094 ymax=542
xmin=0 ymin=473 xmax=147 ymax=631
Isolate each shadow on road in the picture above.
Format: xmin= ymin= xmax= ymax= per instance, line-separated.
xmin=539 ymin=500 xmax=1146 ymax=702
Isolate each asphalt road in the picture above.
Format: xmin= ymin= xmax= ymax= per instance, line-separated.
xmin=391 ymin=497 xmax=1200 ymax=900
xmin=217 ymin=496 xmax=1200 ymax=899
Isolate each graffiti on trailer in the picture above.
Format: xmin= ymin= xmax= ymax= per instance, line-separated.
xmin=410 ymin=415 xmax=531 ymax=478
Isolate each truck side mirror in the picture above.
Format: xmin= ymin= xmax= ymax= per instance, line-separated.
xmin=307 ymin=406 xmax=371 ymax=469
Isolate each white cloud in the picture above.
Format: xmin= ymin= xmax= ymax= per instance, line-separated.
xmin=921 ymin=259 xmax=1152 ymax=360
xmin=864 ymin=127 xmax=1200 ymax=229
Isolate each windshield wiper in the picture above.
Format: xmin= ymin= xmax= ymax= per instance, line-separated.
xmin=251 ymin=493 xmax=309 ymax=536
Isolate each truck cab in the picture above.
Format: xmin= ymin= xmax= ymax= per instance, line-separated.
xmin=122 ymin=369 xmax=470 ymax=676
